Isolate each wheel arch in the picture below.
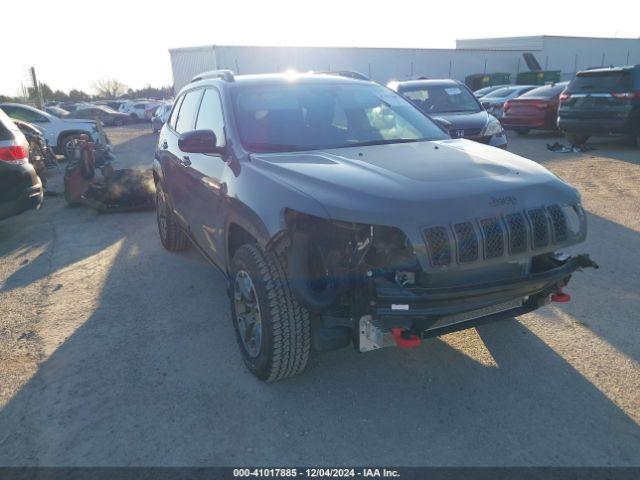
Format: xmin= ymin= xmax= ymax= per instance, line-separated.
xmin=56 ymin=129 xmax=92 ymax=151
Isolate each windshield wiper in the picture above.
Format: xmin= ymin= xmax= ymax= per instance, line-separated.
xmin=345 ymin=138 xmax=426 ymax=148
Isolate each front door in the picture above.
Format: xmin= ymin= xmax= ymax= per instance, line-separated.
xmin=162 ymin=88 xmax=203 ymax=228
xmin=179 ymin=87 xmax=228 ymax=267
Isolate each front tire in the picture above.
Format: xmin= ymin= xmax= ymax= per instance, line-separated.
xmin=230 ymin=243 xmax=311 ymax=382
xmin=156 ymin=182 xmax=190 ymax=251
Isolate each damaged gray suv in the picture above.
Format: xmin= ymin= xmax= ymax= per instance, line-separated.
xmin=154 ymin=70 xmax=597 ymax=382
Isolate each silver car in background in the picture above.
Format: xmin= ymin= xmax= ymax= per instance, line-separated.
xmin=480 ymin=85 xmax=537 ymax=119
xmin=151 ymin=103 xmax=172 ymax=133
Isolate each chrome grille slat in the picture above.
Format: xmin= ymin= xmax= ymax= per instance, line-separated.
xmin=453 ymin=222 xmax=478 ymax=263
xmin=479 ymin=217 xmax=505 ymax=259
xmin=424 ymin=227 xmax=451 ymax=267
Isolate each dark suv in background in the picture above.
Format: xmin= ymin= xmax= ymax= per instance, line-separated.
xmin=558 ymin=65 xmax=640 ymax=146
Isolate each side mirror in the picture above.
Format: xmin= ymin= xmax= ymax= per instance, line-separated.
xmin=178 ymin=129 xmax=223 ymax=154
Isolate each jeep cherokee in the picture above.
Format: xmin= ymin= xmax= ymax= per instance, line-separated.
xmin=154 ymin=70 xmax=597 ymax=382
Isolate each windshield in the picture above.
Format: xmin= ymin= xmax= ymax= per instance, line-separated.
xmin=232 ymin=82 xmax=447 ymax=153
xmin=401 ymin=84 xmax=481 ymax=113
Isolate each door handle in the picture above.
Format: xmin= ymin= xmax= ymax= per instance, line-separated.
xmin=161 ymin=140 xmax=168 ymax=149
xmin=180 ymin=155 xmax=191 ymax=167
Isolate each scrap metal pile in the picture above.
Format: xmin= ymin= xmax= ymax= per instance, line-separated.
xmin=64 ymin=134 xmax=154 ymax=212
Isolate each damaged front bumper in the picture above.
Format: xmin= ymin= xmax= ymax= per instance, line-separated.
xmin=357 ymin=254 xmax=598 ymax=352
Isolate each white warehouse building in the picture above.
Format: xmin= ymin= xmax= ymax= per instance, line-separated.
xmin=169 ymin=36 xmax=640 ymax=92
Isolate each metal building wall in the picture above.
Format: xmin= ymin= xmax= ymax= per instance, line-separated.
xmin=456 ymin=36 xmax=545 ymax=51
xmin=455 ymin=36 xmax=640 ymax=81
xmin=169 ymin=38 xmax=640 ymax=92
xmin=540 ymin=37 xmax=640 ymax=80
xmin=169 ymin=46 xmax=218 ymax=92
xmin=170 ymin=45 xmax=527 ymax=91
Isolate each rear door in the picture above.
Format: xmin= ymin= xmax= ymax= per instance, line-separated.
xmin=561 ymin=70 xmax=635 ymax=121
xmin=157 ymin=94 xmax=185 ymax=220
xmin=160 ymin=88 xmax=204 ymax=227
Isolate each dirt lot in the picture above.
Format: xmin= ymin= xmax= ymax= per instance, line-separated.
xmin=0 ymin=124 xmax=639 ymax=466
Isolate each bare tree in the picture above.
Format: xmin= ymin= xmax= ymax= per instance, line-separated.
xmin=91 ymin=78 xmax=128 ymax=99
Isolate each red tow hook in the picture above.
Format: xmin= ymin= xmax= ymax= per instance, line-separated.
xmin=551 ymin=289 xmax=571 ymax=303
xmin=391 ymin=328 xmax=421 ymax=349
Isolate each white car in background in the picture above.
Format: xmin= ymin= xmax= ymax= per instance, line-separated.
xmin=151 ymin=103 xmax=172 ymax=133
xmin=119 ymin=100 xmax=162 ymax=122
xmin=0 ymin=103 xmax=105 ymax=159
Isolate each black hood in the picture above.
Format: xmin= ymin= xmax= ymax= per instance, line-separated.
xmin=430 ymin=110 xmax=490 ymax=133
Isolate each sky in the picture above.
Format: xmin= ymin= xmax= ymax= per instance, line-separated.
xmin=2 ymin=0 xmax=639 ymax=96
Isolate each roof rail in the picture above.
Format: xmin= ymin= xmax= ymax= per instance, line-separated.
xmin=314 ymin=70 xmax=369 ymax=81
xmin=191 ymin=69 xmax=235 ymax=83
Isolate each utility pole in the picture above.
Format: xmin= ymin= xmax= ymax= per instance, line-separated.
xmin=29 ymin=67 xmax=43 ymax=109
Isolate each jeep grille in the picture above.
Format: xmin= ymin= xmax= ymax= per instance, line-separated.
xmin=527 ymin=208 xmax=550 ymax=249
xmin=546 ymin=204 xmax=568 ymax=243
xmin=423 ymin=204 xmax=578 ymax=268
xmin=505 ymin=213 xmax=528 ymax=254
xmin=453 ymin=222 xmax=479 ymax=263
xmin=424 ymin=227 xmax=451 ymax=267
xmin=480 ymin=217 xmax=505 ymax=259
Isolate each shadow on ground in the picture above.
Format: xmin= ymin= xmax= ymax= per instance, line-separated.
xmin=0 ymin=208 xmax=638 ymax=467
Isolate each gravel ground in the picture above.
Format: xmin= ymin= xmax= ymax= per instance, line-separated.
xmin=0 ymin=125 xmax=638 ymax=466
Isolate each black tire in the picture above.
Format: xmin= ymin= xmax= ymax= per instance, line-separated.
xmin=230 ymin=243 xmax=311 ymax=382
xmin=515 ymin=128 xmax=530 ymax=135
xmin=156 ymin=182 xmax=190 ymax=251
xmin=566 ymin=133 xmax=589 ymax=146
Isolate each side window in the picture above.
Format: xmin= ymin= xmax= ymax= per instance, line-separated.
xmin=175 ymin=89 xmax=203 ymax=134
xmin=195 ymin=89 xmax=226 ymax=147
xmin=168 ymin=95 xmax=184 ymax=129
xmin=3 ymin=106 xmax=46 ymax=123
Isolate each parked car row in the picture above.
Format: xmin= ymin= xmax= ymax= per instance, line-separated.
xmin=0 ymin=103 xmax=106 ymax=159
xmin=473 ymin=64 xmax=640 ymax=146
xmin=45 ymin=98 xmax=173 ymax=124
